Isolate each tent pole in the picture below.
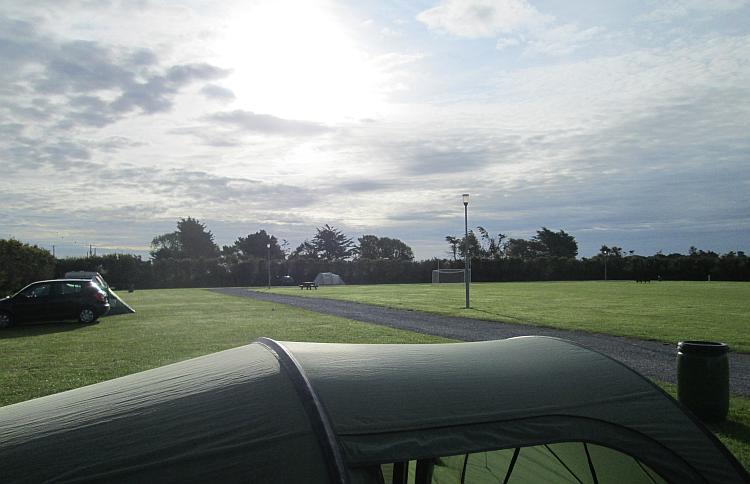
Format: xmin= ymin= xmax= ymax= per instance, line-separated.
xmin=544 ymin=445 xmax=585 ymax=484
xmin=460 ymin=454 xmax=469 ymax=484
xmin=502 ymin=448 xmax=520 ymax=484
xmin=415 ymin=459 xmax=434 ymax=484
xmin=584 ymin=443 xmax=600 ymax=484
xmin=392 ymin=461 xmax=408 ymax=484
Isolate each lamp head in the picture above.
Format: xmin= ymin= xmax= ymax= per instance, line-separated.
xmin=462 ymin=193 xmax=469 ymax=206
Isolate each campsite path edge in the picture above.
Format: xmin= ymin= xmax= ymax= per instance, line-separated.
xmin=210 ymin=287 xmax=750 ymax=396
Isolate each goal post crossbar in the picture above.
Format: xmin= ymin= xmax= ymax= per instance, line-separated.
xmin=431 ymin=268 xmax=469 ymax=284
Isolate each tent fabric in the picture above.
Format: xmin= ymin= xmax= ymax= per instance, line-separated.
xmin=105 ymin=287 xmax=136 ymax=315
xmin=0 ymin=337 xmax=746 ymax=483
xmin=314 ymin=272 xmax=345 ymax=285
xmin=0 ymin=344 xmax=333 ymax=483
xmin=285 ymin=337 xmax=746 ymax=483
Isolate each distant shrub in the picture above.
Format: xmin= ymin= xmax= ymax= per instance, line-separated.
xmin=0 ymin=239 xmax=56 ymax=295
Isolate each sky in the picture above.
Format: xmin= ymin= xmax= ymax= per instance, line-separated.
xmin=1 ymin=0 xmax=749 ymax=260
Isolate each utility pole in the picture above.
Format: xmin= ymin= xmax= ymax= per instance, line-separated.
xmin=604 ymin=248 xmax=609 ymax=281
xmin=463 ymin=193 xmax=470 ymax=309
xmin=266 ymin=243 xmax=271 ymax=289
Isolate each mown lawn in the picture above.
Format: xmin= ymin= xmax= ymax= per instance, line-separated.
xmin=269 ymin=281 xmax=750 ymax=352
xmin=0 ymin=288 xmax=448 ymax=406
xmin=0 ymin=287 xmax=747 ymax=470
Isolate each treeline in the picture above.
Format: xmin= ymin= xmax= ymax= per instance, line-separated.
xmin=468 ymin=253 xmax=749 ymax=282
xmin=48 ymin=251 xmax=749 ymax=291
xmin=0 ymin=239 xmax=56 ymax=295
xmin=2 ymin=233 xmax=748 ymax=295
xmin=52 ymin=255 xmax=435 ymax=290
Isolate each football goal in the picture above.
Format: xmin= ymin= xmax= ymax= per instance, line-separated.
xmin=431 ymin=268 xmax=469 ymax=284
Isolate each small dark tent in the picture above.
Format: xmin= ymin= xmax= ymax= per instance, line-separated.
xmin=0 ymin=337 xmax=746 ymax=483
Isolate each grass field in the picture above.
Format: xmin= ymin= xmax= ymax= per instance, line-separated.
xmin=0 ymin=287 xmax=747 ymax=469
xmin=269 ymin=281 xmax=750 ymax=352
xmin=0 ymin=288 xmax=448 ymax=406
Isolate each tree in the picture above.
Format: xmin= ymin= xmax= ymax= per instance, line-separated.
xmin=0 ymin=239 xmax=56 ymax=295
xmin=150 ymin=217 xmax=219 ymax=260
xmin=150 ymin=232 xmax=181 ymax=260
xmin=231 ymin=230 xmax=284 ymax=259
xmin=290 ymin=240 xmax=318 ymax=259
xmin=504 ymin=238 xmax=545 ymax=259
xmin=476 ymin=227 xmax=506 ymax=259
xmin=178 ymin=217 xmax=219 ymax=258
xmin=357 ymin=235 xmax=414 ymax=261
xmin=446 ymin=231 xmax=482 ymax=260
xmin=312 ymin=224 xmax=356 ymax=261
xmin=458 ymin=230 xmax=482 ymax=259
xmin=532 ymin=227 xmax=578 ymax=258
xmin=610 ymin=246 xmax=623 ymax=257
xmin=445 ymin=236 xmax=460 ymax=261
xmin=358 ymin=235 xmax=380 ymax=259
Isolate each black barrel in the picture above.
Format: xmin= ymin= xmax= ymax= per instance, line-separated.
xmin=677 ymin=341 xmax=729 ymax=422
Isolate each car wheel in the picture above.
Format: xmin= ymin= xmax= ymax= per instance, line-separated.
xmin=78 ymin=307 xmax=97 ymax=324
xmin=0 ymin=311 xmax=13 ymax=329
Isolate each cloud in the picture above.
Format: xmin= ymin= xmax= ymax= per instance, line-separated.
xmin=417 ymin=0 xmax=550 ymax=38
xmin=109 ymin=63 xmax=228 ymax=114
xmin=1 ymin=133 xmax=95 ymax=173
xmin=0 ymin=12 xmax=231 ymax=182
xmin=200 ymin=84 xmax=236 ymax=100
xmin=95 ymin=136 xmax=147 ymax=153
xmin=205 ymin=110 xmax=331 ymax=136
xmin=144 ymin=169 xmax=320 ymax=210
xmin=525 ymin=24 xmax=604 ymax=56
xmin=496 ymin=36 xmax=522 ymax=50
xmin=417 ymin=0 xmax=603 ymax=56
xmin=639 ymin=0 xmax=750 ymax=23
xmin=337 ymin=179 xmax=395 ymax=193
xmin=0 ymin=17 xmax=229 ymax=125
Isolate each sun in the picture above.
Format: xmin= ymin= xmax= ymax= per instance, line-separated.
xmin=214 ymin=0 xmax=385 ymax=123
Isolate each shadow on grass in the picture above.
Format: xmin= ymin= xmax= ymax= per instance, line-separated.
xmin=709 ymin=418 xmax=750 ymax=444
xmin=0 ymin=321 xmax=92 ymax=338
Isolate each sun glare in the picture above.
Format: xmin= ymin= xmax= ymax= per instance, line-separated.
xmin=215 ymin=0 xmax=384 ymax=123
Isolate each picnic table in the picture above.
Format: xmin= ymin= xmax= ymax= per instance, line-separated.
xmin=299 ymin=282 xmax=318 ymax=290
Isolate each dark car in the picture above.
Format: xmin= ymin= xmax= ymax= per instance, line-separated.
xmin=0 ymin=279 xmax=110 ymax=328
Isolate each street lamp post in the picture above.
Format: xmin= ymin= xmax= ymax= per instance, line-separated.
xmin=266 ymin=243 xmax=271 ymax=289
xmin=603 ymin=248 xmax=609 ymax=281
xmin=463 ymin=193 xmax=470 ymax=309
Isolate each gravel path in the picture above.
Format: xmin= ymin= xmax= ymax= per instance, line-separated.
xmin=212 ymin=287 xmax=750 ymax=396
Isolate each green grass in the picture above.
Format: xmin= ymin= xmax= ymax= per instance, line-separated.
xmin=659 ymin=383 xmax=750 ymax=469
xmin=0 ymin=287 xmax=747 ymax=470
xmin=0 ymin=288 xmax=449 ymax=406
xmin=270 ymin=281 xmax=750 ymax=352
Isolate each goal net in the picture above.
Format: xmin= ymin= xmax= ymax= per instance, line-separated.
xmin=432 ymin=269 xmax=467 ymax=284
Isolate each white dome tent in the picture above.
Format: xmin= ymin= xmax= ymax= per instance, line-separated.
xmin=314 ymin=272 xmax=345 ymax=285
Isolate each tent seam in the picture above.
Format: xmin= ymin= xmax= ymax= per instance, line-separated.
xmin=256 ymin=338 xmax=350 ymax=484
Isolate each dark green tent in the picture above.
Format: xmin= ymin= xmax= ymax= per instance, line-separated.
xmin=0 ymin=337 xmax=746 ymax=483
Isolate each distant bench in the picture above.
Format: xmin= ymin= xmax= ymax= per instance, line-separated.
xmin=300 ymin=282 xmax=318 ymax=290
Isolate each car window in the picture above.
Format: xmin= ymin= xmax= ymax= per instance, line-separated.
xmin=60 ymin=282 xmax=82 ymax=295
xmin=23 ymin=284 xmax=51 ymax=298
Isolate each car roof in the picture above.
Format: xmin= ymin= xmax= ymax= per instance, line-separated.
xmin=29 ymin=279 xmax=95 ymax=284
